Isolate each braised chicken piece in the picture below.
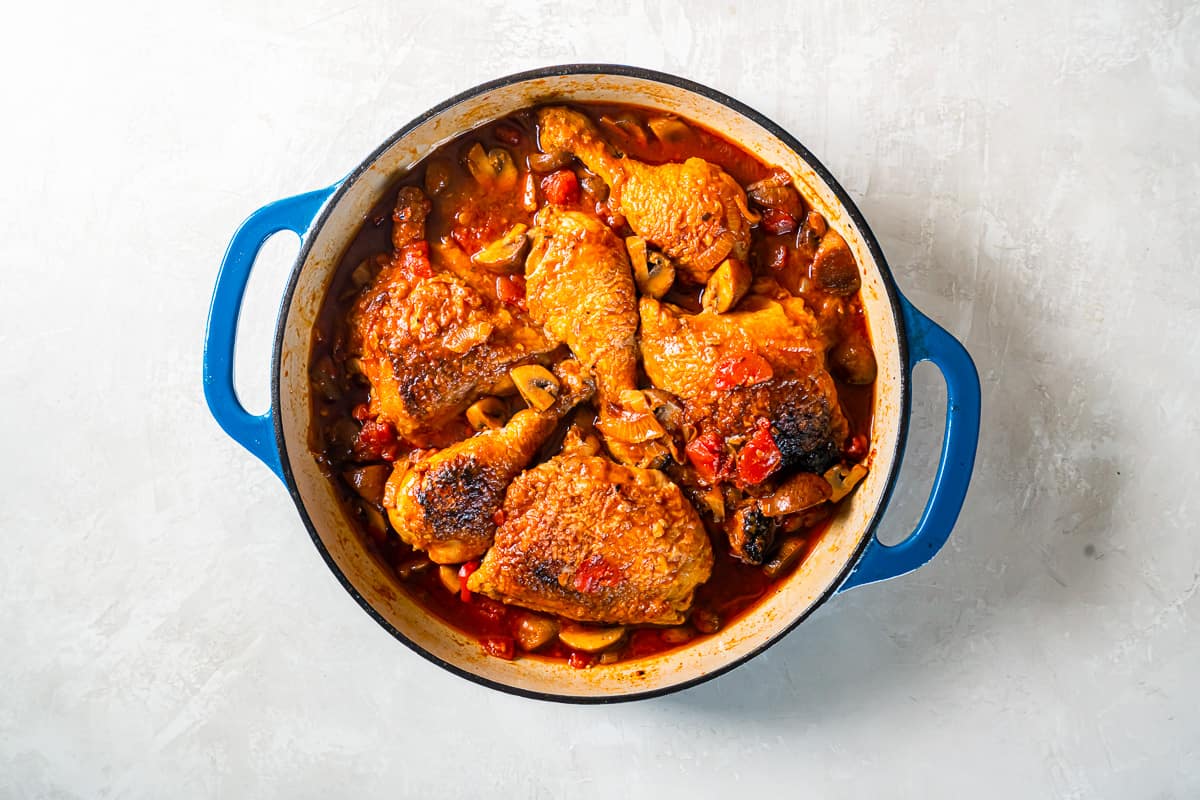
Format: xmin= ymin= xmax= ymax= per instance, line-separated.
xmin=384 ymin=361 xmax=593 ymax=564
xmin=537 ymin=105 xmax=757 ymax=283
xmin=347 ymin=187 xmax=556 ymax=439
xmin=467 ymin=454 xmax=713 ymax=625
xmin=525 ymin=207 xmax=669 ymax=467
xmin=639 ymin=294 xmax=849 ymax=563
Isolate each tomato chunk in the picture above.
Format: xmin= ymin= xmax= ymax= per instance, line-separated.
xmin=495 ymin=274 xmax=526 ymax=310
xmin=736 ymin=420 xmax=782 ymax=485
xmin=354 ymin=419 xmax=400 ymax=461
xmin=685 ymin=431 xmax=726 ymax=483
xmin=541 ymin=169 xmax=581 ymax=205
xmin=458 ymin=560 xmax=480 ymax=603
xmin=397 ymin=240 xmax=433 ymax=278
xmin=761 ymin=208 xmax=797 ymax=236
xmin=714 ymin=352 xmax=774 ymax=391
xmin=568 ymin=651 xmax=597 ymax=669
xmin=482 ymin=636 xmax=515 ymax=660
xmin=844 ymin=433 xmax=869 ymax=460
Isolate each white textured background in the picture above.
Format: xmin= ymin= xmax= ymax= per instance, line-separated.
xmin=2 ymin=1 xmax=1197 ymax=797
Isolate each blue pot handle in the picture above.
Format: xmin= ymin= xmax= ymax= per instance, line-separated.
xmin=202 ymin=186 xmax=336 ymax=480
xmin=839 ymin=294 xmax=981 ymax=591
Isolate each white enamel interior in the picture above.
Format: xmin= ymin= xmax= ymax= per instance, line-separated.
xmin=275 ymin=72 xmax=904 ymax=699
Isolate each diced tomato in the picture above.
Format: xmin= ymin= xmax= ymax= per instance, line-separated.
xmin=481 ymin=636 xmax=515 ymax=660
xmin=736 ymin=420 xmax=782 ymax=485
xmin=495 ymin=274 xmax=526 ymax=310
xmin=471 ymin=596 xmax=507 ymax=622
xmin=572 ymin=553 xmax=622 ymax=594
xmin=354 ymin=419 xmax=399 ymax=461
xmin=397 ymin=240 xmax=432 ymax=278
xmin=458 ymin=560 xmax=480 ymax=603
xmin=761 ymin=208 xmax=797 ymax=236
xmin=714 ymin=352 xmax=774 ymax=391
xmin=685 ymin=431 xmax=726 ymax=483
xmin=568 ymin=651 xmax=597 ymax=670
xmin=541 ymin=169 xmax=581 ymax=205
xmin=845 ymin=433 xmax=869 ymax=460
xmin=351 ymin=402 xmax=371 ymax=422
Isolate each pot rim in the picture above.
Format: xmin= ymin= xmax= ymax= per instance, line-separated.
xmin=270 ymin=64 xmax=911 ymax=704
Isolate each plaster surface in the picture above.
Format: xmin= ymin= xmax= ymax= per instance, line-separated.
xmin=1 ymin=1 xmax=1196 ymax=797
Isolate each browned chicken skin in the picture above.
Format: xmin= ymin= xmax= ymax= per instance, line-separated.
xmin=384 ymin=361 xmax=593 ymax=564
xmin=525 ymin=207 xmax=669 ymax=467
xmin=467 ymin=454 xmax=713 ymax=625
xmin=537 ymin=105 xmax=758 ymax=283
xmin=640 ymin=294 xmax=847 ymax=471
xmin=347 ymin=187 xmax=556 ymax=438
xmin=640 ymin=294 xmax=849 ymax=563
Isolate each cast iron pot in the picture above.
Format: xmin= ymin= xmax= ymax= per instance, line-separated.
xmin=203 ymin=65 xmax=981 ymax=703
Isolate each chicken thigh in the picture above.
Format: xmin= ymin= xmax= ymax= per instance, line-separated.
xmin=384 ymin=360 xmax=592 ymax=564
xmin=467 ymin=454 xmax=713 ymax=625
xmin=525 ymin=207 xmax=669 ymax=467
xmin=640 ymin=295 xmax=849 ymax=563
xmin=347 ymin=187 xmax=556 ymax=439
xmin=537 ymin=105 xmax=757 ymax=283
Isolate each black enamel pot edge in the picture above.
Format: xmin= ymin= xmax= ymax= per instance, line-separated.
xmin=269 ymin=64 xmax=912 ymax=704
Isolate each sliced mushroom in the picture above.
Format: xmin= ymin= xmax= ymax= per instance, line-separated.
xmin=831 ymin=336 xmax=878 ymax=385
xmin=647 ymin=116 xmax=691 ymax=143
xmin=702 ymin=257 xmax=752 ymax=313
xmin=513 ymin=614 xmax=560 ymax=652
xmin=599 ymin=113 xmax=648 ymax=146
xmin=528 ymin=150 xmax=573 ymax=172
xmin=343 ymin=465 xmax=390 ymax=505
xmin=812 ymin=230 xmax=861 ymax=295
xmin=698 ymin=485 xmax=725 ymax=522
xmin=759 ymin=472 xmax=832 ymax=517
xmin=509 ymin=364 xmax=560 ymax=411
xmin=558 ymin=625 xmax=627 ymax=653
xmin=465 ymin=397 xmax=508 ymax=431
xmin=824 ymin=463 xmax=869 ymax=503
xmin=395 ymin=556 xmax=434 ymax=581
xmin=660 ymin=625 xmax=695 ymax=645
xmin=470 ymin=224 xmax=529 ymax=272
xmin=762 ymin=535 xmax=808 ymax=579
xmin=310 ymin=355 xmax=341 ymax=402
xmin=465 ymin=142 xmax=518 ymax=191
xmin=579 ymin=171 xmax=609 ymax=203
xmin=626 ymin=236 xmax=675 ymax=298
xmin=349 ymin=257 xmax=376 ymax=289
xmin=747 ymin=184 xmax=802 ymax=217
xmin=424 ymin=158 xmax=454 ymax=196
xmin=691 ymin=607 xmax=721 ymax=634
xmin=438 ymin=565 xmax=461 ymax=594
xmin=726 ymin=503 xmax=777 ymax=565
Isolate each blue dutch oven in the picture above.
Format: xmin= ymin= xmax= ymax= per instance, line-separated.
xmin=204 ymin=66 xmax=980 ymax=702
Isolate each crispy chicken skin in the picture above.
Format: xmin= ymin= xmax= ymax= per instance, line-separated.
xmin=467 ymin=454 xmax=713 ymax=625
xmin=384 ymin=361 xmax=593 ymax=564
xmin=538 ymin=105 xmax=756 ymax=283
xmin=348 ymin=188 xmax=555 ymax=438
xmin=526 ymin=207 xmax=669 ymax=466
xmin=639 ymin=295 xmax=849 ymax=475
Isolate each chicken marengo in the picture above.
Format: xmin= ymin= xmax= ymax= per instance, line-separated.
xmin=310 ymin=104 xmax=876 ymax=667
